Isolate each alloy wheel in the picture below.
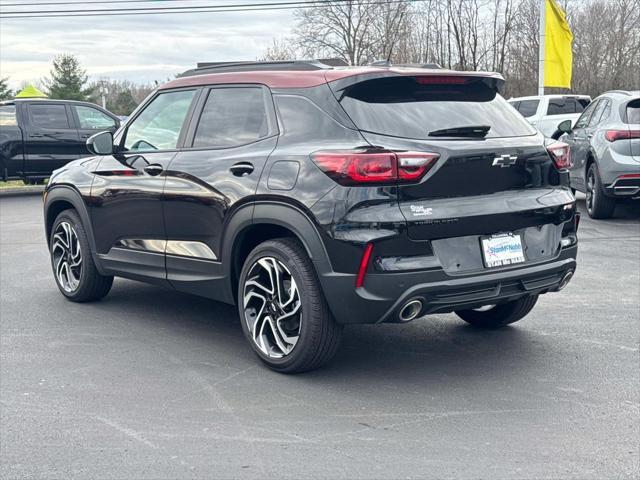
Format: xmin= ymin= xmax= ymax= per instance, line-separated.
xmin=586 ymin=170 xmax=595 ymax=214
xmin=242 ymin=257 xmax=301 ymax=359
xmin=52 ymin=221 xmax=82 ymax=292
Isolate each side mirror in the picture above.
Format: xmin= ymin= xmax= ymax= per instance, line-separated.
xmin=87 ymin=131 xmax=114 ymax=155
xmin=557 ymin=119 xmax=573 ymax=133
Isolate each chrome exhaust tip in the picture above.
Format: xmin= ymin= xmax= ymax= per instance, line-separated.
xmin=398 ymin=299 xmax=423 ymax=322
xmin=557 ymin=270 xmax=574 ymax=291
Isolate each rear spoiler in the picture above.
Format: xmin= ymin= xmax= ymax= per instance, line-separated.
xmin=325 ymin=69 xmax=506 ymax=94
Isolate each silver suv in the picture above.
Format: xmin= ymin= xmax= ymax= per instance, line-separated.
xmin=557 ymin=90 xmax=640 ymax=218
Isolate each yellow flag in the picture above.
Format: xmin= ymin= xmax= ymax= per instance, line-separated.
xmin=544 ymin=0 xmax=573 ymax=88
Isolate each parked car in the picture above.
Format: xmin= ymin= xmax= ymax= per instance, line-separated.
xmin=508 ymin=94 xmax=591 ymax=138
xmin=556 ymin=90 xmax=640 ymax=218
xmin=43 ymin=60 xmax=579 ymax=373
xmin=0 ymin=99 xmax=120 ymax=183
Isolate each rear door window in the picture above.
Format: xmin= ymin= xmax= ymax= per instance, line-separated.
xmin=338 ymin=77 xmax=536 ymax=139
xmin=29 ymin=104 xmax=70 ymax=129
xmin=574 ymin=100 xmax=599 ymax=129
xmin=516 ymin=99 xmax=540 ymax=118
xmin=192 ymin=87 xmax=269 ymax=148
xmin=546 ymin=97 xmax=587 ymax=115
xmin=0 ymin=105 xmax=17 ymax=126
xmin=588 ymin=100 xmax=608 ymax=127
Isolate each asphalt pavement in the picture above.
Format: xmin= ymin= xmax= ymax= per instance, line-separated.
xmin=1 ymin=194 xmax=638 ymax=479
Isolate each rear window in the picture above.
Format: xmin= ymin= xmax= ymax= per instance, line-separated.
xmin=547 ymin=97 xmax=589 ymax=115
xmin=626 ymin=100 xmax=640 ymax=124
xmin=338 ymin=77 xmax=536 ymax=139
xmin=0 ymin=105 xmax=17 ymax=126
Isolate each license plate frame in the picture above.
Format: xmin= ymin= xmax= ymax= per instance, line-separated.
xmin=480 ymin=233 xmax=526 ymax=268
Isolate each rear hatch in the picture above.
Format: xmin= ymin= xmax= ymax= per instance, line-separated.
xmin=331 ymin=73 xmax=574 ymax=272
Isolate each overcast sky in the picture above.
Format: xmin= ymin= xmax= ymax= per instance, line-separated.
xmin=0 ymin=1 xmax=296 ymax=89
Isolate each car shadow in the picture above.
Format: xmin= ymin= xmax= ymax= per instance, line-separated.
xmin=574 ymin=191 xmax=640 ymax=221
xmin=92 ymin=280 xmax=547 ymax=388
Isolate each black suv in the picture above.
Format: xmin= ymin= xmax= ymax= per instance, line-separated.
xmin=44 ymin=61 xmax=579 ymax=373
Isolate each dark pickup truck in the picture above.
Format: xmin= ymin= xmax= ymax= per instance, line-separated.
xmin=0 ymin=99 xmax=120 ymax=182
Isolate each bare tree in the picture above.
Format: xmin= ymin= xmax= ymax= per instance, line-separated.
xmin=263 ymin=0 xmax=640 ymax=97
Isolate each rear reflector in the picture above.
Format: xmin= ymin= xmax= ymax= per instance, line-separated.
xmin=312 ymin=150 xmax=439 ymax=186
xmin=546 ymin=141 xmax=572 ymax=169
xmin=605 ymin=130 xmax=640 ymax=142
xmin=356 ymin=243 xmax=374 ymax=288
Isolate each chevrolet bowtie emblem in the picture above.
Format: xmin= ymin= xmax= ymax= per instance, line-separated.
xmin=492 ymin=154 xmax=518 ymax=168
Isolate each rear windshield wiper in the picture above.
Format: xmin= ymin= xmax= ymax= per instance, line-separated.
xmin=428 ymin=125 xmax=491 ymax=137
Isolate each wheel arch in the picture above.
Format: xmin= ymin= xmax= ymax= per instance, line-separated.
xmin=222 ymin=201 xmax=333 ymax=301
xmin=44 ymin=186 xmax=98 ymax=259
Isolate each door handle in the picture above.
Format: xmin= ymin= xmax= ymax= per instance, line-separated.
xmin=229 ymin=162 xmax=254 ymax=176
xmin=143 ymin=164 xmax=164 ymax=176
xmin=29 ymin=133 xmax=45 ymax=138
xmin=80 ymin=133 xmax=91 ymax=139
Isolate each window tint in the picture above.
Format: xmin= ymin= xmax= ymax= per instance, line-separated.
xmin=546 ymin=97 xmax=587 ymax=116
xmin=30 ymin=104 xmax=70 ymax=129
xmin=192 ymin=87 xmax=269 ymax=148
xmin=516 ymin=99 xmax=540 ymax=117
xmin=75 ymin=105 xmax=116 ymax=130
xmin=574 ymin=100 xmax=599 ymax=129
xmin=0 ymin=105 xmax=17 ymax=126
xmin=626 ymin=100 xmax=640 ymax=124
xmin=124 ymin=90 xmax=196 ymax=151
xmin=588 ymin=99 xmax=608 ymax=127
xmin=338 ymin=77 xmax=535 ymax=140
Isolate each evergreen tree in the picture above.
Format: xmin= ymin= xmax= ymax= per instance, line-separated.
xmin=46 ymin=54 xmax=93 ymax=100
xmin=0 ymin=78 xmax=13 ymax=100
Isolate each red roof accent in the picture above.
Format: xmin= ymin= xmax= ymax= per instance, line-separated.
xmin=160 ymin=67 xmax=503 ymax=90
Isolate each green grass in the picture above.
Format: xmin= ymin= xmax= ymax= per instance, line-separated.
xmin=0 ymin=179 xmax=48 ymax=189
xmin=0 ymin=180 xmax=27 ymax=189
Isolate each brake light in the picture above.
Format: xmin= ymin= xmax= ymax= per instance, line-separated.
xmin=356 ymin=243 xmax=374 ymax=288
xmin=605 ymin=130 xmax=640 ymax=142
xmin=312 ymin=150 xmax=439 ymax=185
xmin=414 ymin=76 xmax=470 ymax=85
xmin=546 ymin=141 xmax=572 ymax=169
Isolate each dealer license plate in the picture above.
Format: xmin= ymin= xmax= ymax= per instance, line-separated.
xmin=481 ymin=233 xmax=526 ymax=268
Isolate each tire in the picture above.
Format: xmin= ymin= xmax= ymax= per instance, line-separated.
xmin=455 ymin=295 xmax=539 ymax=329
xmin=238 ymin=238 xmax=342 ymax=373
xmin=586 ymin=163 xmax=616 ymax=219
xmin=49 ymin=209 xmax=113 ymax=302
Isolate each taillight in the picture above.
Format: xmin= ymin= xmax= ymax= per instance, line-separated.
xmin=605 ymin=130 xmax=640 ymax=142
xmin=546 ymin=141 xmax=572 ymax=169
xmin=311 ymin=150 xmax=439 ymax=185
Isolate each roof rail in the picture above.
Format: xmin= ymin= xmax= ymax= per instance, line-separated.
xmin=180 ymin=58 xmax=349 ymax=78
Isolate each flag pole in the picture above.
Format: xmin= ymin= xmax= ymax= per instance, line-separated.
xmin=538 ymin=0 xmax=546 ymax=95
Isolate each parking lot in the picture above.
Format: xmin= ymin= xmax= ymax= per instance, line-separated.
xmin=0 ymin=194 xmax=638 ymax=479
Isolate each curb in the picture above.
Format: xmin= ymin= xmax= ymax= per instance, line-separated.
xmin=0 ymin=186 xmax=45 ymax=197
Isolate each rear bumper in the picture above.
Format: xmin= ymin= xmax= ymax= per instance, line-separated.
xmin=605 ymin=174 xmax=640 ymax=197
xmin=319 ymin=246 xmax=577 ymax=324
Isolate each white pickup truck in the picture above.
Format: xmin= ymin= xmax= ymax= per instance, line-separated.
xmin=508 ymin=94 xmax=591 ymax=138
